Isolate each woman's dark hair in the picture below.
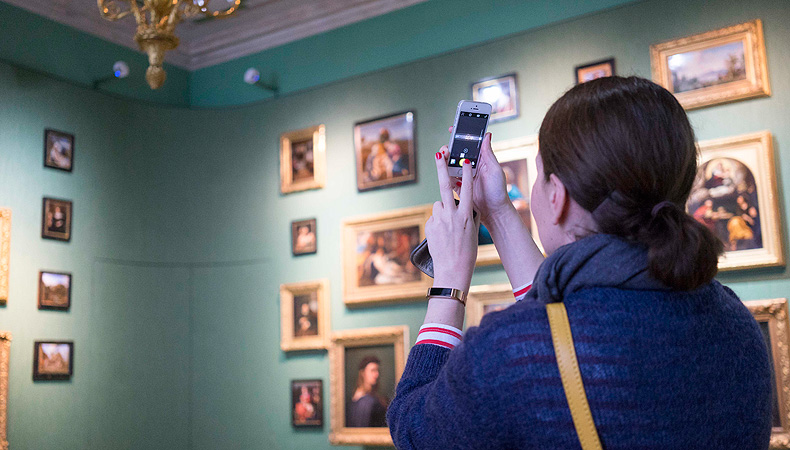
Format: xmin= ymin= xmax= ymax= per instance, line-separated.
xmin=538 ymin=76 xmax=723 ymax=290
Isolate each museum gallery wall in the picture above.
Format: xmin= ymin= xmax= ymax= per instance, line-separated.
xmin=1 ymin=0 xmax=790 ymax=449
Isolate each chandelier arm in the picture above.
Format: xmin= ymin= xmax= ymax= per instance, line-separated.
xmin=97 ymin=0 xmax=132 ymax=20
xmin=128 ymin=0 xmax=144 ymax=25
xmin=204 ymin=0 xmax=241 ymax=18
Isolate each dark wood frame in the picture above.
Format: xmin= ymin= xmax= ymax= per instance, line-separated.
xmin=43 ymin=128 xmax=74 ymax=172
xmin=470 ymin=73 xmax=520 ymax=123
xmin=291 ymin=218 xmax=317 ymax=256
xmin=291 ymin=379 xmax=324 ymax=428
xmin=353 ymin=110 xmax=417 ymax=192
xmin=38 ymin=271 xmax=72 ymax=311
xmin=575 ymin=58 xmax=616 ymax=84
xmin=33 ymin=341 xmax=73 ymax=381
xmin=41 ymin=197 xmax=72 ymax=242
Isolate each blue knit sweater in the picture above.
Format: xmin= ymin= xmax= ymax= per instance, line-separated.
xmin=387 ymin=235 xmax=771 ymax=449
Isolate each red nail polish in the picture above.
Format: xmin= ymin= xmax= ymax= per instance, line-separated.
xmin=464 ymin=159 xmax=471 ymax=164
xmin=456 ymin=181 xmax=462 ymax=187
xmin=435 ymin=152 xmax=440 ymax=160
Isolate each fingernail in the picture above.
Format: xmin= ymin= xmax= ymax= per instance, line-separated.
xmin=456 ymin=181 xmax=462 ymax=187
xmin=435 ymin=152 xmax=440 ymax=160
xmin=464 ymin=159 xmax=471 ymax=164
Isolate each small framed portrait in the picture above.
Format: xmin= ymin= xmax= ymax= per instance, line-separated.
xmin=33 ymin=341 xmax=73 ymax=381
xmin=478 ymin=136 xmax=543 ymax=266
xmin=38 ymin=271 xmax=71 ymax=311
xmin=329 ymin=326 xmax=407 ymax=446
xmin=280 ymin=279 xmax=330 ymax=351
xmin=471 ymin=73 xmax=519 ymax=123
xmin=342 ymin=205 xmax=432 ymax=306
xmin=0 ymin=208 xmax=10 ymax=305
xmin=291 ymin=218 xmax=317 ymax=256
xmin=354 ymin=111 xmax=416 ymax=191
xmin=43 ymin=129 xmax=74 ymax=172
xmin=575 ymin=58 xmax=615 ymax=84
xmin=0 ymin=331 xmax=10 ymax=450
xmin=41 ymin=198 xmax=72 ymax=242
xmin=280 ymin=125 xmax=326 ymax=194
xmin=650 ymin=19 xmax=770 ymax=110
xmin=745 ymin=298 xmax=790 ymax=448
xmin=687 ymin=131 xmax=783 ymax=271
xmin=466 ymin=284 xmax=517 ymax=328
xmin=292 ymin=379 xmax=324 ymax=428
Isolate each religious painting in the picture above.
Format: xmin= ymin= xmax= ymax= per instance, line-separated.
xmin=478 ymin=136 xmax=543 ymax=266
xmin=575 ymin=58 xmax=615 ymax=84
xmin=651 ymin=19 xmax=770 ymax=110
xmin=466 ymin=284 xmax=517 ymax=328
xmin=687 ymin=131 xmax=783 ymax=271
xmin=38 ymin=271 xmax=71 ymax=311
xmin=292 ymin=379 xmax=324 ymax=428
xmin=745 ymin=298 xmax=790 ymax=449
xmin=472 ymin=73 xmax=519 ymax=123
xmin=291 ymin=218 xmax=317 ymax=256
xmin=0 ymin=332 xmax=10 ymax=450
xmin=33 ymin=341 xmax=73 ymax=381
xmin=341 ymin=205 xmax=432 ymax=306
xmin=329 ymin=326 xmax=407 ymax=446
xmin=0 ymin=209 xmax=9 ymax=306
xmin=280 ymin=125 xmax=326 ymax=194
xmin=280 ymin=279 xmax=330 ymax=351
xmin=41 ymin=198 xmax=72 ymax=242
xmin=354 ymin=111 xmax=416 ymax=191
xmin=44 ymin=129 xmax=74 ymax=172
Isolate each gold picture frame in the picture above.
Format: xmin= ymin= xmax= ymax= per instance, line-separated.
xmin=0 ymin=331 xmax=11 ymax=450
xmin=650 ymin=19 xmax=770 ymax=110
xmin=0 ymin=209 xmax=9 ymax=305
xmin=745 ymin=298 xmax=790 ymax=448
xmin=477 ymin=136 xmax=543 ymax=266
xmin=280 ymin=124 xmax=326 ymax=194
xmin=688 ymin=131 xmax=783 ymax=271
xmin=329 ymin=326 xmax=407 ymax=446
xmin=341 ymin=205 xmax=432 ymax=306
xmin=466 ymin=284 xmax=517 ymax=328
xmin=280 ymin=279 xmax=331 ymax=351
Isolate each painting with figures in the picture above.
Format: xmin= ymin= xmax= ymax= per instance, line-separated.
xmin=280 ymin=279 xmax=330 ymax=351
xmin=355 ymin=226 xmax=420 ymax=288
xmin=354 ymin=111 xmax=416 ymax=191
xmin=293 ymin=291 xmax=318 ymax=338
xmin=292 ymin=379 xmax=323 ymax=427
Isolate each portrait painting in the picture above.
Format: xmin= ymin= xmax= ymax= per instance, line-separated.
xmin=291 ymin=218 xmax=317 ymax=256
xmin=280 ymin=125 xmax=326 ymax=194
xmin=0 ymin=332 xmax=10 ymax=450
xmin=33 ymin=341 xmax=73 ymax=381
xmin=41 ymin=198 xmax=72 ymax=242
xmin=354 ymin=111 xmax=416 ymax=191
xmin=472 ymin=74 xmax=519 ymax=123
xmin=687 ymin=131 xmax=782 ymax=271
xmin=0 ymin=208 xmax=9 ymax=305
xmin=651 ymin=20 xmax=770 ymax=110
xmin=280 ymin=279 xmax=330 ymax=351
xmin=44 ymin=129 xmax=74 ymax=172
xmin=292 ymin=379 xmax=323 ymax=427
xmin=466 ymin=284 xmax=517 ymax=328
xmin=38 ymin=271 xmax=71 ymax=311
xmin=342 ymin=205 xmax=432 ymax=306
xmin=329 ymin=326 xmax=407 ymax=446
xmin=575 ymin=58 xmax=615 ymax=84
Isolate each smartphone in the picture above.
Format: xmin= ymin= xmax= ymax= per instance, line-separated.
xmin=447 ymin=100 xmax=492 ymax=177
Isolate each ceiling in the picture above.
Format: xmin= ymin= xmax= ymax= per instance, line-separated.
xmin=1 ymin=0 xmax=426 ymax=70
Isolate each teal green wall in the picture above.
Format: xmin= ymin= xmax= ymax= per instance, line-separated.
xmin=1 ymin=0 xmax=790 ymax=449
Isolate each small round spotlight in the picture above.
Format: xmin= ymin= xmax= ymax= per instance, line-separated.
xmin=113 ymin=61 xmax=130 ymax=79
xmin=244 ymin=68 xmax=261 ymax=85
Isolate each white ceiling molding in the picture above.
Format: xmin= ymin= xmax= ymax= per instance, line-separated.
xmin=2 ymin=0 xmax=426 ymax=70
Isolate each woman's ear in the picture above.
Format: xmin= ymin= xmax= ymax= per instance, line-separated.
xmin=547 ymin=173 xmax=569 ymax=226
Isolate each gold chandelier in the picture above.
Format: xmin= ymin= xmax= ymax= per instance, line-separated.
xmin=98 ymin=0 xmax=240 ymax=89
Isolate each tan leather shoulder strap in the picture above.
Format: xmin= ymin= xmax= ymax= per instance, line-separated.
xmin=546 ymin=302 xmax=603 ymax=450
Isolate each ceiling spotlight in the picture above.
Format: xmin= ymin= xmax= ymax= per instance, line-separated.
xmin=244 ymin=68 xmax=278 ymax=93
xmin=93 ymin=61 xmax=130 ymax=90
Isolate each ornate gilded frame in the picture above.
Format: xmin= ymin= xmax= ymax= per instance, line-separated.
xmin=650 ymin=19 xmax=770 ymax=110
xmin=471 ymin=73 xmax=519 ymax=123
xmin=280 ymin=124 xmax=326 ymax=194
xmin=466 ymin=284 xmax=517 ymax=328
xmin=0 ymin=331 xmax=11 ymax=450
xmin=693 ymin=131 xmax=783 ymax=271
xmin=746 ymin=298 xmax=790 ymax=448
xmin=0 ymin=209 xmax=9 ymax=305
xmin=353 ymin=111 xmax=417 ymax=192
xmin=280 ymin=279 xmax=331 ymax=351
xmin=329 ymin=326 xmax=407 ymax=446
xmin=341 ymin=205 xmax=433 ymax=306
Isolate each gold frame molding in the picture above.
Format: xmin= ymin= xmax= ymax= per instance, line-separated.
xmin=0 ymin=209 xmax=9 ymax=305
xmin=328 ymin=326 xmax=407 ymax=446
xmin=466 ymin=284 xmax=517 ymax=328
xmin=280 ymin=124 xmax=326 ymax=194
xmin=280 ymin=279 xmax=331 ymax=351
xmin=693 ymin=131 xmax=783 ymax=271
xmin=650 ymin=19 xmax=770 ymax=110
xmin=341 ymin=205 xmax=433 ymax=306
xmin=0 ymin=331 xmax=11 ymax=450
xmin=746 ymin=299 xmax=790 ymax=448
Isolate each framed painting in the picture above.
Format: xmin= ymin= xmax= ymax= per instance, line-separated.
xmin=329 ymin=326 xmax=407 ymax=446
xmin=38 ymin=271 xmax=71 ymax=311
xmin=280 ymin=279 xmax=331 ymax=351
xmin=575 ymin=58 xmax=615 ymax=84
xmin=43 ymin=129 xmax=74 ymax=172
xmin=291 ymin=218 xmax=317 ymax=256
xmin=0 ymin=208 xmax=9 ymax=305
xmin=341 ymin=205 xmax=432 ymax=306
xmin=688 ymin=131 xmax=783 ymax=271
xmin=0 ymin=331 xmax=10 ymax=450
xmin=650 ymin=19 xmax=770 ymax=110
xmin=292 ymin=379 xmax=324 ymax=428
xmin=471 ymin=73 xmax=519 ymax=123
xmin=41 ymin=198 xmax=72 ymax=242
xmin=33 ymin=341 xmax=73 ymax=381
xmin=280 ymin=125 xmax=326 ymax=194
xmin=478 ymin=136 xmax=543 ymax=266
xmin=746 ymin=298 xmax=790 ymax=449
xmin=466 ymin=284 xmax=518 ymax=329
xmin=354 ymin=111 xmax=416 ymax=191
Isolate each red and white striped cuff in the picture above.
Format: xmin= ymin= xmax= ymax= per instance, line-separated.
xmin=415 ymin=323 xmax=464 ymax=350
xmin=513 ymin=282 xmax=532 ymax=302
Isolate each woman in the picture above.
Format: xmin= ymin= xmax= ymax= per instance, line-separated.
xmin=387 ymin=77 xmax=771 ymax=449
xmin=347 ymin=355 xmax=388 ymax=428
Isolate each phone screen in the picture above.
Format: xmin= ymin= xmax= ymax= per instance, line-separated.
xmin=448 ymin=111 xmax=489 ymax=168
